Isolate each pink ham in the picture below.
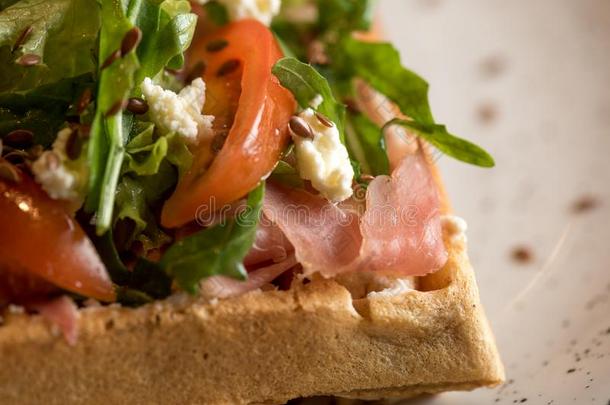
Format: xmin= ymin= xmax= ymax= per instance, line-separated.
xmin=263 ymin=183 xmax=362 ymax=277
xmin=262 ymin=149 xmax=447 ymax=277
xmin=244 ymin=217 xmax=293 ymax=266
xmin=357 ymin=149 xmax=447 ymax=275
xmin=31 ymin=295 xmax=80 ymax=346
xmin=200 ymin=254 xmax=298 ymax=299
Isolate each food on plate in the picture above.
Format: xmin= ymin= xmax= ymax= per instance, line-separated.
xmin=0 ymin=0 xmax=503 ymax=403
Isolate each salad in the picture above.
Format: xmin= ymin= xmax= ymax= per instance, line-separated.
xmin=0 ymin=0 xmax=493 ymax=334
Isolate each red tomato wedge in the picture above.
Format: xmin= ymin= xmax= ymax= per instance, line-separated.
xmin=161 ymin=19 xmax=296 ymax=228
xmin=0 ymin=169 xmax=115 ymax=303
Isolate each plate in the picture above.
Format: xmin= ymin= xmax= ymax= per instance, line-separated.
xmin=378 ymin=0 xmax=610 ymax=403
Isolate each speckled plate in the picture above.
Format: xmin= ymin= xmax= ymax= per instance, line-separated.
xmin=378 ymin=0 xmax=610 ymax=404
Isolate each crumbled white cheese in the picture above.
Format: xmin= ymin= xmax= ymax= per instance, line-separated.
xmin=367 ymin=277 xmax=415 ymax=298
xmin=291 ymin=108 xmax=354 ymax=202
xmin=197 ymin=0 xmax=282 ymax=25
xmin=441 ymin=215 xmax=468 ymax=243
xmin=309 ymin=94 xmax=323 ymax=109
xmin=141 ymin=77 xmax=214 ymax=143
xmin=32 ymin=127 xmax=86 ymax=202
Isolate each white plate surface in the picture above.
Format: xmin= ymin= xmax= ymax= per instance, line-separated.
xmin=378 ymin=0 xmax=610 ymax=403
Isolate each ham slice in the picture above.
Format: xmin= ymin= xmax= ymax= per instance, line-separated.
xmin=263 ymin=183 xmax=362 ymax=276
xmin=200 ymin=255 xmax=298 ymax=299
xmin=244 ymin=218 xmax=293 ymax=266
xmin=358 ymin=149 xmax=447 ymax=275
xmin=31 ymin=295 xmax=80 ymax=346
xmin=262 ymin=149 xmax=447 ymax=277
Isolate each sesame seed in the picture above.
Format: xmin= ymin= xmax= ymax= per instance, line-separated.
xmin=216 ymin=59 xmax=240 ymax=77
xmin=126 ymin=97 xmax=149 ymax=115
xmin=17 ymin=54 xmax=41 ymax=67
xmin=12 ymin=26 xmax=33 ymax=53
xmin=206 ymin=39 xmax=229 ymax=53
xmin=120 ymin=27 xmax=142 ymax=56
xmin=4 ymin=129 xmax=34 ymax=148
xmin=289 ymin=116 xmax=314 ymax=140
xmin=101 ymin=49 xmax=121 ymax=70
xmin=315 ymin=112 xmax=334 ymax=128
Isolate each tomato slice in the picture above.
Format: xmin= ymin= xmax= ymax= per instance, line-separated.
xmin=161 ymin=19 xmax=296 ymax=228
xmin=0 ymin=168 xmax=115 ymax=302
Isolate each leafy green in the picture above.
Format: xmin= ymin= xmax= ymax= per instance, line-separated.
xmin=86 ymin=0 xmax=196 ymax=235
xmin=272 ymin=57 xmax=346 ymax=140
xmin=133 ymin=1 xmax=196 ymax=84
xmin=0 ymin=0 xmax=100 ymax=92
xmin=346 ymin=113 xmax=389 ymax=176
xmin=384 ymin=119 xmax=495 ymax=168
xmin=338 ymin=38 xmax=434 ymax=125
xmin=160 ymin=183 xmax=265 ymax=294
xmin=202 ymin=1 xmax=229 ymax=26
xmin=270 ymin=160 xmax=304 ymax=188
xmin=316 ymin=0 xmax=374 ymax=35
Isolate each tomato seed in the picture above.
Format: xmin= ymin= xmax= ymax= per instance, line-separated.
xmin=216 ymin=59 xmax=240 ymax=77
xmin=206 ymin=39 xmax=229 ymax=52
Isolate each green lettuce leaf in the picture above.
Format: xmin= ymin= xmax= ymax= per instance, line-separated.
xmin=86 ymin=0 xmax=196 ymax=235
xmin=0 ymin=0 xmax=100 ymax=92
xmin=385 ymin=119 xmax=495 ymax=168
xmin=160 ymin=183 xmax=265 ymax=294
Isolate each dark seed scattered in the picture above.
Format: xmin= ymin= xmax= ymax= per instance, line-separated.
xmin=65 ymin=129 xmax=83 ymax=160
xmin=216 ymin=59 xmax=240 ymax=77
xmin=126 ymin=97 xmax=149 ymax=115
xmin=4 ymin=129 xmax=34 ymax=148
xmin=0 ymin=162 xmax=20 ymax=183
xmin=12 ymin=25 xmax=33 ymax=53
xmin=315 ymin=112 xmax=334 ymax=128
xmin=571 ymin=195 xmax=600 ymax=214
xmin=101 ymin=49 xmax=121 ymax=70
xmin=3 ymin=150 xmax=28 ymax=164
xmin=121 ymin=27 xmax=142 ymax=56
xmin=289 ymin=116 xmax=314 ymax=140
xmin=76 ymin=88 xmax=93 ymax=115
xmin=105 ymin=99 xmax=127 ymax=117
xmin=206 ymin=39 xmax=229 ymax=53
xmin=186 ymin=61 xmax=206 ymax=83
xmin=17 ymin=54 xmax=41 ymax=67
xmin=511 ymin=246 xmax=533 ymax=264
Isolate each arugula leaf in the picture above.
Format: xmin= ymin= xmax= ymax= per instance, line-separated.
xmin=85 ymin=0 xmax=140 ymax=234
xmin=338 ymin=38 xmax=434 ymax=125
xmin=346 ymin=113 xmax=389 ymax=176
xmin=270 ymin=160 xmax=304 ymax=188
xmin=272 ymin=57 xmax=346 ymax=140
xmin=202 ymin=1 xmax=229 ymax=26
xmin=160 ymin=183 xmax=265 ymax=294
xmin=384 ymin=119 xmax=495 ymax=168
xmin=0 ymin=0 xmax=100 ymax=92
xmin=316 ymin=0 xmax=373 ymax=35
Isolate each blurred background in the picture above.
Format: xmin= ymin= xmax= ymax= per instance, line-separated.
xmin=296 ymin=0 xmax=610 ymax=404
xmin=383 ymin=0 xmax=610 ymax=403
